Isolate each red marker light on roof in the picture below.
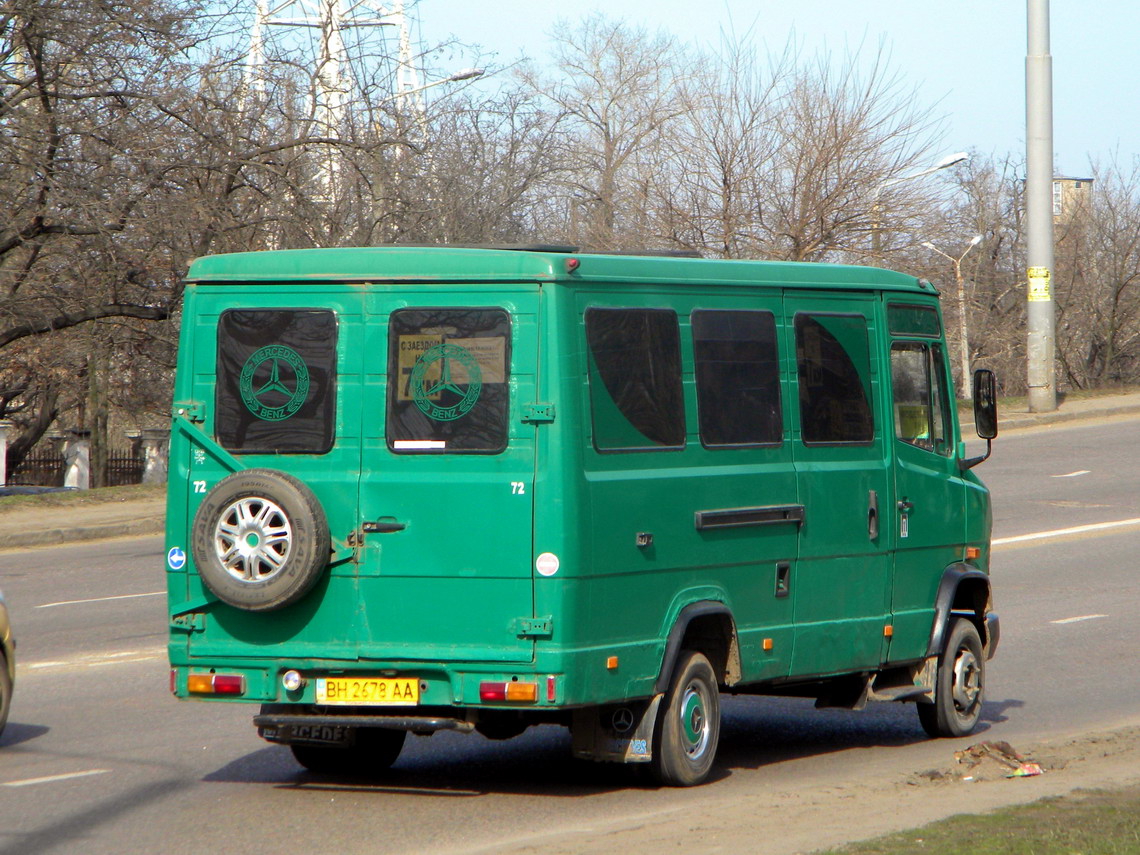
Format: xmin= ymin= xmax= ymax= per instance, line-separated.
xmin=565 ymin=257 xmax=580 ymax=273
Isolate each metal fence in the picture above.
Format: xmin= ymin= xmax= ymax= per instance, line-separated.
xmin=104 ymin=450 xmax=145 ymax=487
xmin=8 ymin=448 xmax=66 ymax=487
xmin=8 ymin=447 xmax=144 ymax=487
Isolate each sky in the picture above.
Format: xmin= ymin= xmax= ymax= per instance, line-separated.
xmin=412 ymin=0 xmax=1137 ymax=178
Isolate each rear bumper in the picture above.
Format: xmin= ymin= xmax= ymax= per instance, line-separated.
xmin=255 ymin=712 xmax=474 ymax=746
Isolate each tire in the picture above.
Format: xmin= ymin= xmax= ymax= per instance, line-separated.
xmin=191 ymin=469 xmax=330 ymax=612
xmin=291 ymin=728 xmax=406 ymax=775
xmin=918 ymin=616 xmax=985 ymax=738
xmin=651 ymin=650 xmax=720 ymax=786
xmin=0 ymin=651 xmax=11 ymax=740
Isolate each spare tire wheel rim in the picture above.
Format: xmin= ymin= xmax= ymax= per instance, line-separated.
xmin=215 ymin=496 xmax=294 ymax=582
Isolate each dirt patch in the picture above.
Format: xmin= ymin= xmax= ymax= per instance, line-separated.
xmin=476 ymin=723 xmax=1140 ymax=855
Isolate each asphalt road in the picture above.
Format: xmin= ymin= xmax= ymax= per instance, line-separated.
xmin=1 ymin=416 xmax=1139 ymax=854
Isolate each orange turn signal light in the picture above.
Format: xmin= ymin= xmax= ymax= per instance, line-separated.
xmin=479 ymin=681 xmax=538 ymax=703
xmin=966 ymin=546 xmax=981 ymax=560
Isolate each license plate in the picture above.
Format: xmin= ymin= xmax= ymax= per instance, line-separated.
xmin=316 ymin=677 xmax=419 ymax=705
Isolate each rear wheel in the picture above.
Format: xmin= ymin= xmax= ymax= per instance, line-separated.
xmin=290 ymin=728 xmax=406 ymax=776
xmin=918 ymin=617 xmax=985 ymax=738
xmin=651 ymin=650 xmax=720 ymax=786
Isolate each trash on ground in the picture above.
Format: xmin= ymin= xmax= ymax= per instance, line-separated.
xmin=954 ymin=741 xmax=1046 ymax=780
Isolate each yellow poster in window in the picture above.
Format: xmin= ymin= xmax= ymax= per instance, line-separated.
xmin=397 ymin=335 xmax=442 ymax=400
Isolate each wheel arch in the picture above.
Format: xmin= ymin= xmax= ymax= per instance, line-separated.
xmin=927 ymin=563 xmax=996 ymax=659
xmin=654 ymin=600 xmax=741 ymax=694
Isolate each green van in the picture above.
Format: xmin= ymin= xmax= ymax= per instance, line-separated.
xmin=166 ymin=246 xmax=999 ymax=786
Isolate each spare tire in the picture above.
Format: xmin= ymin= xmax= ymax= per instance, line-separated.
xmin=191 ymin=469 xmax=331 ymax=612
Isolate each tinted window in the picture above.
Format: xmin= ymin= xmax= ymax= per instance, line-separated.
xmin=795 ymin=314 xmax=874 ymax=445
xmin=888 ymin=303 xmax=941 ymax=337
xmin=215 ymin=309 xmax=337 ymax=454
xmin=692 ymin=310 xmax=782 ymax=447
xmin=387 ymin=308 xmax=510 ymax=453
xmin=585 ymin=308 xmax=685 ymax=450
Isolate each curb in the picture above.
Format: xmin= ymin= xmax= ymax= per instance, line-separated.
xmin=1000 ymin=402 xmax=1140 ymax=431
xmin=0 ymin=515 xmax=165 ymax=551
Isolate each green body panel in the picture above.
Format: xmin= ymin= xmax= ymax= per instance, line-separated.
xmin=167 ymin=247 xmax=992 ymax=713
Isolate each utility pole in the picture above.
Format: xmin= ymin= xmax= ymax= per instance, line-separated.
xmin=1026 ymin=0 xmax=1056 ymax=411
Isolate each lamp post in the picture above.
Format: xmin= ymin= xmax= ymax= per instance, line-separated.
xmin=872 ymin=152 xmax=970 ymax=263
xmin=372 ymin=67 xmax=485 ymax=242
xmin=923 ymin=235 xmax=983 ymax=398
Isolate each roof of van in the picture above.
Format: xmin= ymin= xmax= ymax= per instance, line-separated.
xmin=185 ymin=246 xmax=931 ymax=293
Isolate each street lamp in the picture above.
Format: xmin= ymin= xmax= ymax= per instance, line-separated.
xmin=872 ymin=152 xmax=970 ymax=262
xmin=923 ymin=234 xmax=983 ymax=398
xmin=387 ymin=67 xmax=485 ymax=111
xmin=371 ymin=67 xmax=485 ymax=241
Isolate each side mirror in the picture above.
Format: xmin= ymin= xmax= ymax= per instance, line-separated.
xmin=973 ymin=369 xmax=998 ymax=439
xmin=960 ymin=369 xmax=997 ymax=470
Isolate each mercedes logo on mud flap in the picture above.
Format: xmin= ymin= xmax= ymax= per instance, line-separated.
xmin=410 ymin=342 xmax=482 ymax=421
xmin=611 ymin=707 xmax=636 ymax=734
xmin=240 ymin=345 xmax=310 ymax=421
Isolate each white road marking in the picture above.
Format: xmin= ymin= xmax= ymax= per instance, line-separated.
xmin=36 ymin=591 xmax=164 ymax=609
xmin=24 ymin=646 xmax=166 ymax=672
xmin=1051 ymin=614 xmax=1108 ymax=625
xmin=992 ymin=517 xmax=1140 ymax=546
xmin=1052 ymin=470 xmax=1091 ymax=478
xmin=3 ymin=769 xmax=110 ymax=788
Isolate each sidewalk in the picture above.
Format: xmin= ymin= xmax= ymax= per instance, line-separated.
xmin=998 ymin=389 xmax=1140 ymax=430
xmin=0 ymin=491 xmax=165 ymax=551
xmin=3 ymin=392 xmax=1140 ymax=552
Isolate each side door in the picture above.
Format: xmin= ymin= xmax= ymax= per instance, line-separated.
xmin=354 ymin=294 xmax=539 ymax=663
xmin=886 ymin=303 xmax=967 ymax=662
xmin=688 ymin=304 xmax=799 ymax=682
xmin=184 ymin=291 xmax=367 ymax=659
xmin=785 ymin=295 xmax=891 ymax=676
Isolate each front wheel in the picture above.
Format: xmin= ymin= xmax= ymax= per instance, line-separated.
xmin=651 ymin=650 xmax=720 ymax=786
xmin=918 ymin=616 xmax=985 ymax=738
xmin=291 ymin=728 xmax=406 ymax=776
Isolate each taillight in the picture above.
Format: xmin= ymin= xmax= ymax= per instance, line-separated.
xmin=187 ymin=673 xmax=246 ymax=695
xmin=479 ymin=681 xmax=538 ymax=703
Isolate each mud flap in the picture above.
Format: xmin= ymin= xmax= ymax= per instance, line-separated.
xmin=571 ymin=694 xmax=663 ymax=764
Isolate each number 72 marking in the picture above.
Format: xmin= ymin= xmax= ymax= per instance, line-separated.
xmin=511 ymin=481 xmax=526 ymax=495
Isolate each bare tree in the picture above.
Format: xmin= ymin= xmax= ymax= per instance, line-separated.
xmin=521 ymin=15 xmax=692 ymax=249
xmin=1054 ymin=160 xmax=1140 ymax=388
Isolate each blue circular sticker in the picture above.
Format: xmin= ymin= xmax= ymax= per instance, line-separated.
xmin=167 ymin=546 xmax=187 ymax=570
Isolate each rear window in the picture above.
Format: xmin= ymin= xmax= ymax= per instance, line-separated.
xmin=215 ymin=309 xmax=338 ymax=454
xmin=585 ymin=307 xmax=685 ymax=451
xmin=387 ymin=308 xmax=510 ymax=453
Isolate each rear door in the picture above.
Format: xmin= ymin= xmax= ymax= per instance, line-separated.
xmin=785 ymin=295 xmax=891 ymax=676
xmin=354 ymin=293 xmax=539 ymax=663
xmin=185 ymin=289 xmax=367 ymax=659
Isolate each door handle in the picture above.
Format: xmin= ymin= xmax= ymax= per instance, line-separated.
xmin=897 ymin=500 xmax=914 ymax=513
xmin=868 ymin=490 xmax=879 ymax=540
xmin=362 ymin=518 xmax=406 ymax=534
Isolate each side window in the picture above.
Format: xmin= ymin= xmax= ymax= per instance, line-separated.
xmin=585 ymin=307 xmax=685 ymax=451
xmin=215 ymin=309 xmax=337 ymax=454
xmin=692 ymin=309 xmax=782 ymax=447
xmin=795 ymin=313 xmax=874 ymax=445
xmin=387 ymin=308 xmax=510 ymax=454
xmin=890 ymin=341 xmax=952 ymax=456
